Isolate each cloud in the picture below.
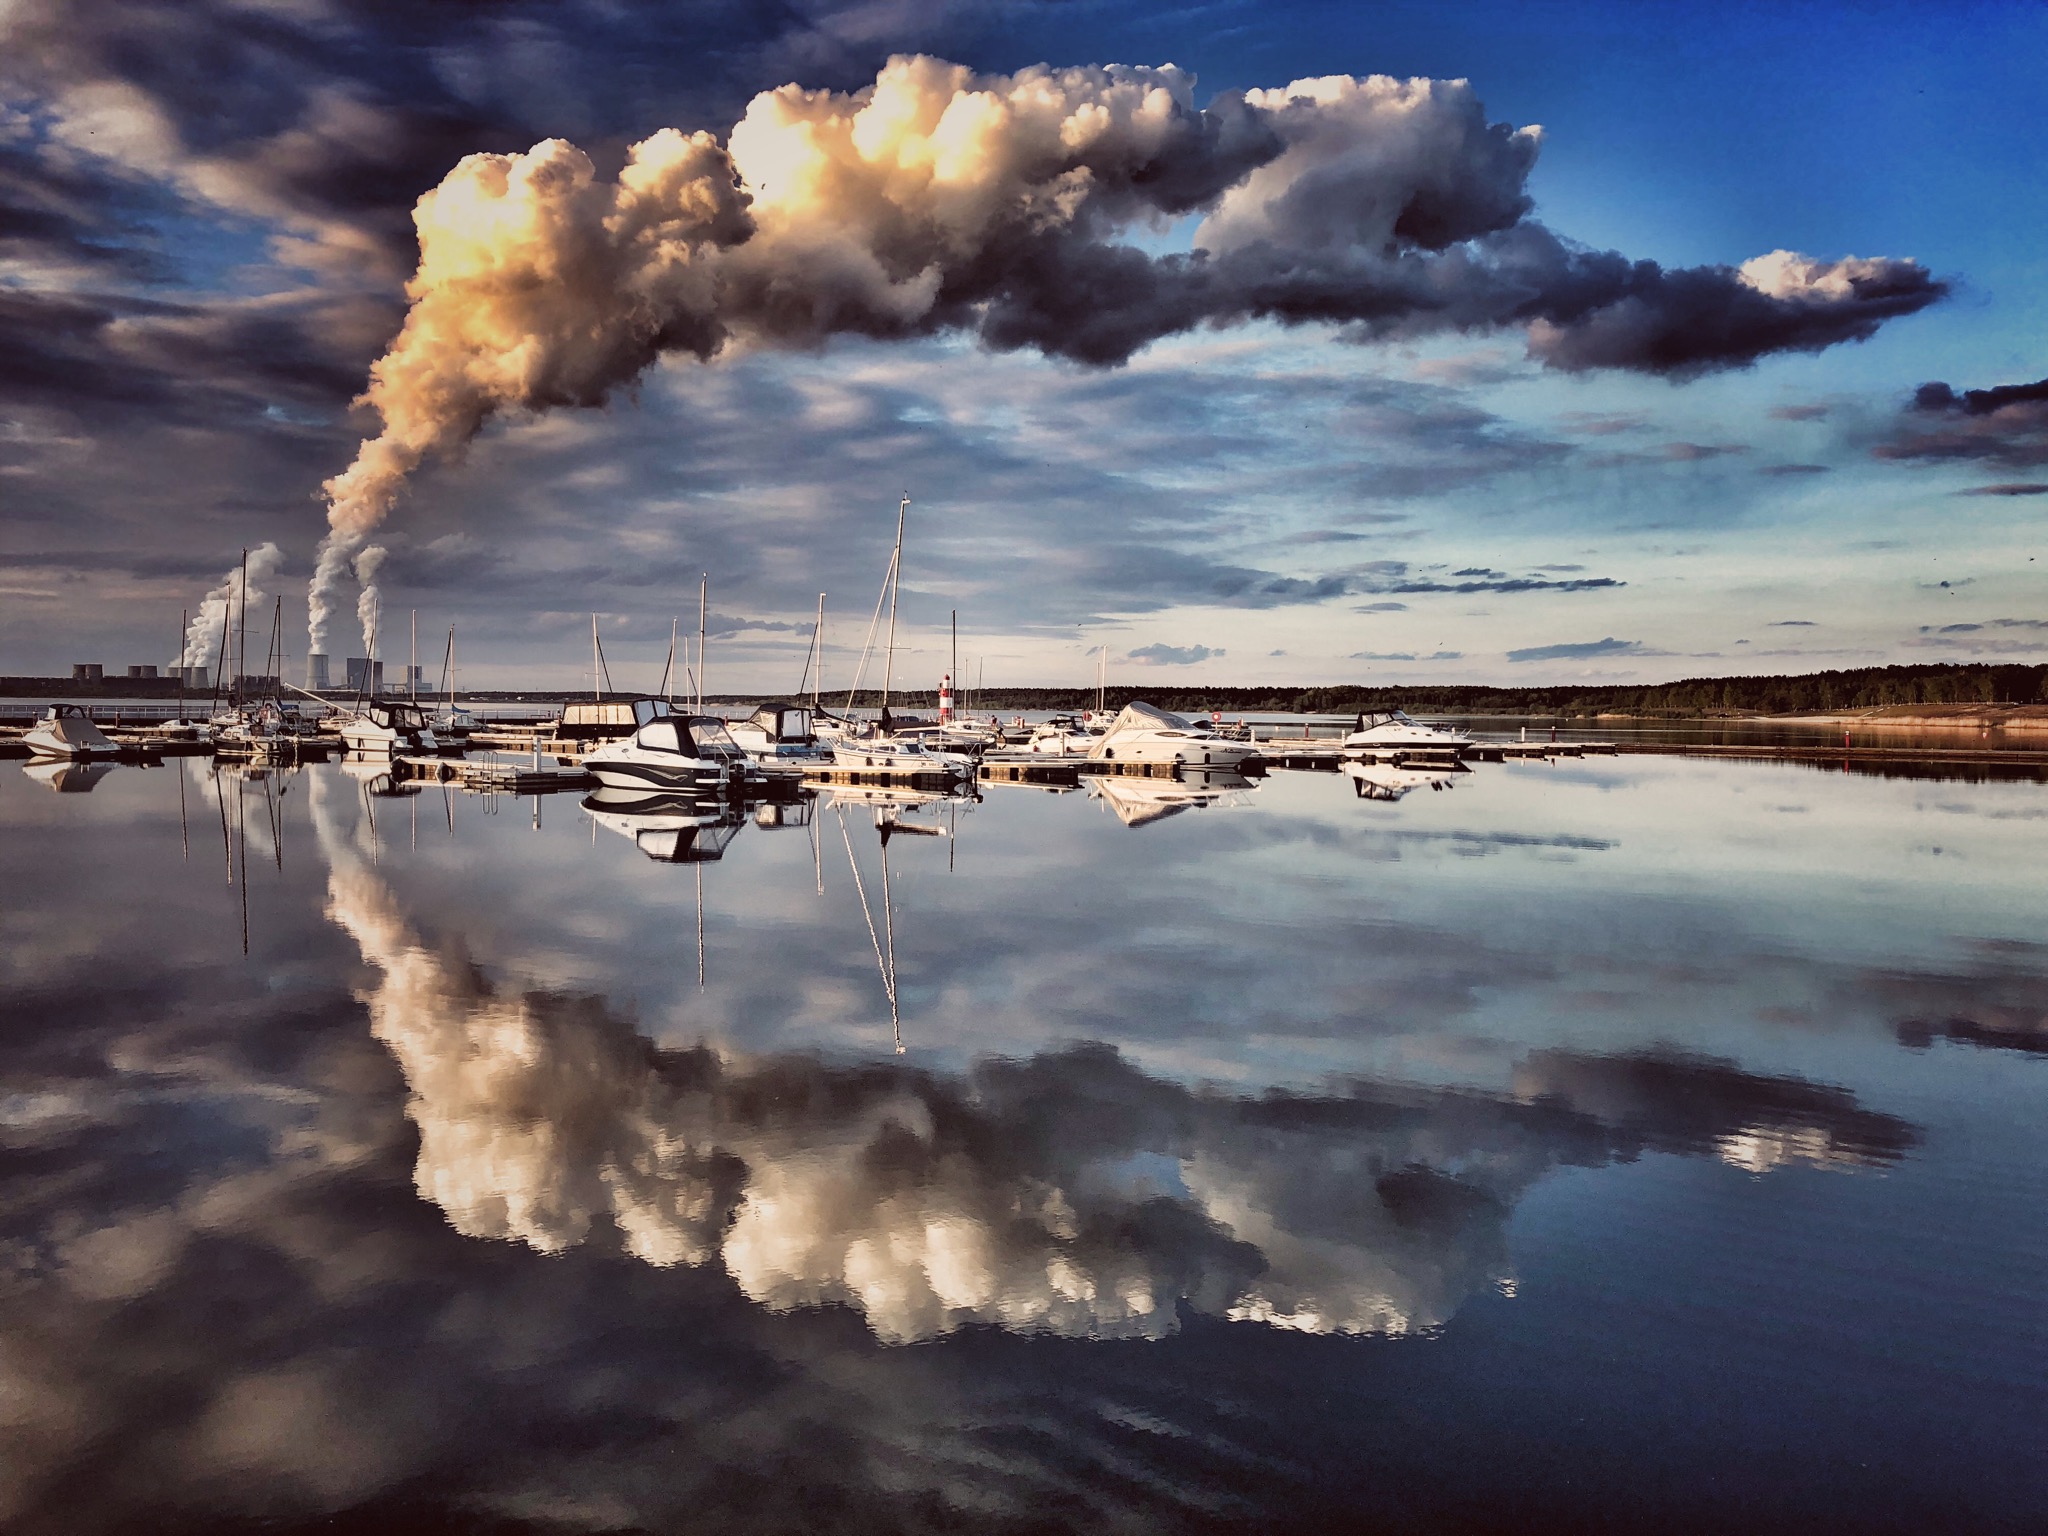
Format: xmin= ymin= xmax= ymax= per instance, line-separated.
xmin=1349 ymin=650 xmax=1464 ymax=661
xmin=1354 ymin=601 xmax=1408 ymax=612
xmin=1128 ymin=642 xmax=1223 ymax=665
xmin=1761 ymin=462 xmax=1830 ymax=476
xmin=1875 ymin=376 xmax=2048 ymax=469
xmin=294 ymin=57 xmax=1943 ymax=641
xmin=1505 ymin=636 xmax=1644 ymax=663
xmin=1769 ymin=403 xmax=1830 ymax=421
xmin=1956 ymin=481 xmax=2048 ymax=496
xmin=1659 ymin=441 xmax=1747 ymax=461
xmin=1769 ymin=619 xmax=1817 ymax=627
xmin=1342 ymin=559 xmax=1623 ymax=598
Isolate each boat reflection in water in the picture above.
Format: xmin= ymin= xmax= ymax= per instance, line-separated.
xmin=1343 ymin=758 xmax=1467 ymax=802
xmin=583 ymin=788 xmax=747 ymax=863
xmin=20 ymin=758 xmax=120 ymax=793
xmin=1087 ymin=767 xmax=1256 ymax=827
xmin=310 ymin=776 xmax=1917 ymax=1347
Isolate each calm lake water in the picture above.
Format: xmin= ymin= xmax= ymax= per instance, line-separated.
xmin=2 ymin=751 xmax=2044 ymax=1533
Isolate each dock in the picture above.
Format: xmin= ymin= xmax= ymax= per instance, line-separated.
xmin=394 ymin=754 xmax=593 ymax=793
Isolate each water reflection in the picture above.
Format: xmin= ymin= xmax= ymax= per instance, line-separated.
xmin=23 ymin=758 xmax=119 ymax=793
xmin=4 ymin=753 xmax=2045 ymax=1534
xmin=1087 ymin=768 xmax=1256 ymax=827
xmin=311 ymin=775 xmax=1916 ymax=1346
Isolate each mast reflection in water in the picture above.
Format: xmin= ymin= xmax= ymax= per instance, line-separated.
xmin=0 ymin=753 xmax=2042 ymax=1534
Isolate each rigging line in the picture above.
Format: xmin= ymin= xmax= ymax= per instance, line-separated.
xmin=836 ymin=805 xmax=898 ymax=1042
xmin=843 ymin=546 xmax=896 ymax=715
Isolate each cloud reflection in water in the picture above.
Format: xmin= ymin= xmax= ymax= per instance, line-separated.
xmin=314 ymin=777 xmax=1917 ymax=1345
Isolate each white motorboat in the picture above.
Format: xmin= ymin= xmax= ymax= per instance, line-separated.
xmin=832 ymin=727 xmax=976 ymax=778
xmin=21 ymin=705 xmax=121 ymax=760
xmin=582 ymin=789 xmax=746 ymax=862
xmin=1086 ymin=702 xmax=1263 ymax=768
xmin=338 ymin=698 xmax=440 ymax=757
xmin=1343 ymin=759 xmax=1463 ymax=802
xmin=1087 ymin=767 xmax=1254 ymax=827
xmin=727 ymin=703 xmax=833 ymax=765
xmin=1022 ymin=712 xmax=1108 ymax=757
xmin=1342 ymin=710 xmax=1472 ymax=755
xmin=582 ymin=713 xmax=747 ymax=793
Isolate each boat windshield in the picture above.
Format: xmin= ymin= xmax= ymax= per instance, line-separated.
xmin=686 ymin=716 xmax=746 ymax=760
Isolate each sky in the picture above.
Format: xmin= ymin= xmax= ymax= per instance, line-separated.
xmin=1 ymin=0 xmax=2044 ymax=693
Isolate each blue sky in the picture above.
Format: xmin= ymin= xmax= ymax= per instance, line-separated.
xmin=1 ymin=0 xmax=2042 ymax=690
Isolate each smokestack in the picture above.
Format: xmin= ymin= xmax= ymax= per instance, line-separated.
xmin=307 ymin=653 xmax=331 ymax=690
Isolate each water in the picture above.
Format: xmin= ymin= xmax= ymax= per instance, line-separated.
xmin=2 ymin=753 xmax=2043 ymax=1533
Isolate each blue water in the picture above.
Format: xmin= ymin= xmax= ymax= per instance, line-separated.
xmin=0 ymin=752 xmax=2042 ymax=1532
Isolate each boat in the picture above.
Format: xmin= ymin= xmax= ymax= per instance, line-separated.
xmin=21 ymin=705 xmax=122 ymax=760
xmin=1343 ymin=759 xmax=1464 ymax=802
xmin=1087 ymin=767 xmax=1254 ymax=827
xmin=337 ymin=697 xmax=440 ymax=757
xmin=1085 ymin=702 xmax=1263 ymax=768
xmin=1342 ymin=710 xmax=1472 ymax=756
xmin=727 ymin=702 xmax=834 ymax=765
xmin=833 ymin=724 xmax=976 ymax=777
xmin=582 ymin=712 xmax=748 ymax=793
xmin=830 ymin=495 xmax=977 ymax=781
xmin=1021 ymin=712 xmax=1108 ymax=756
xmin=21 ymin=759 xmax=117 ymax=793
xmin=582 ymin=788 xmax=746 ymax=863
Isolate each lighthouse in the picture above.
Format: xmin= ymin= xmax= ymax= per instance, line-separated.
xmin=939 ymin=670 xmax=953 ymax=722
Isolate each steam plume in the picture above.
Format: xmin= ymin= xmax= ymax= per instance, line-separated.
xmin=179 ymin=543 xmax=286 ymax=668
xmin=307 ymin=56 xmax=1946 ymax=647
xmin=351 ymin=544 xmax=387 ymax=655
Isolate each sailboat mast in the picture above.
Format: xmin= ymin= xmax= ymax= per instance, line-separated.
xmin=665 ymin=616 xmax=678 ymax=705
xmin=591 ymin=614 xmax=601 ymax=702
xmin=814 ymin=592 xmax=825 ymax=710
xmin=235 ymin=547 xmax=248 ymax=707
xmin=882 ymin=494 xmax=907 ymax=714
xmin=176 ymin=609 xmax=187 ymax=717
xmin=951 ymin=608 xmax=957 ymax=721
xmin=444 ymin=627 xmax=454 ymax=710
xmin=409 ymin=610 xmax=417 ymax=701
xmin=697 ymin=574 xmax=707 ymax=713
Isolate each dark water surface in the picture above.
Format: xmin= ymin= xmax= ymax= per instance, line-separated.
xmin=2 ymin=754 xmax=2044 ymax=1534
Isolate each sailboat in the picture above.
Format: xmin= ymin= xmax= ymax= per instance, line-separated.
xmin=831 ymin=494 xmax=974 ymax=780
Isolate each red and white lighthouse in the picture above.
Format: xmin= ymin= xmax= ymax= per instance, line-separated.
xmin=939 ymin=671 xmax=954 ymax=722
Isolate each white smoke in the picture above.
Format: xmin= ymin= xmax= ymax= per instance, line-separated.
xmin=304 ymin=55 xmax=1943 ymax=649
xmin=351 ymin=544 xmax=387 ymax=656
xmin=179 ymin=543 xmax=287 ymax=669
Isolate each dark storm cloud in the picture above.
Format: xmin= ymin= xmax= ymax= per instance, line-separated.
xmin=1874 ymin=376 xmax=2048 ymax=469
xmin=1769 ymin=403 xmax=1831 ymax=421
xmin=1761 ymin=462 xmax=1830 ymax=475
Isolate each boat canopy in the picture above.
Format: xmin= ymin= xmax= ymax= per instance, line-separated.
xmin=632 ymin=717 xmax=702 ymax=756
xmin=746 ymin=704 xmax=815 ymax=742
xmin=1099 ymin=701 xmax=1200 ymax=735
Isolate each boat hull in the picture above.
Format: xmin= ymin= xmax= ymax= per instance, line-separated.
xmin=584 ymin=756 xmax=732 ymax=793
